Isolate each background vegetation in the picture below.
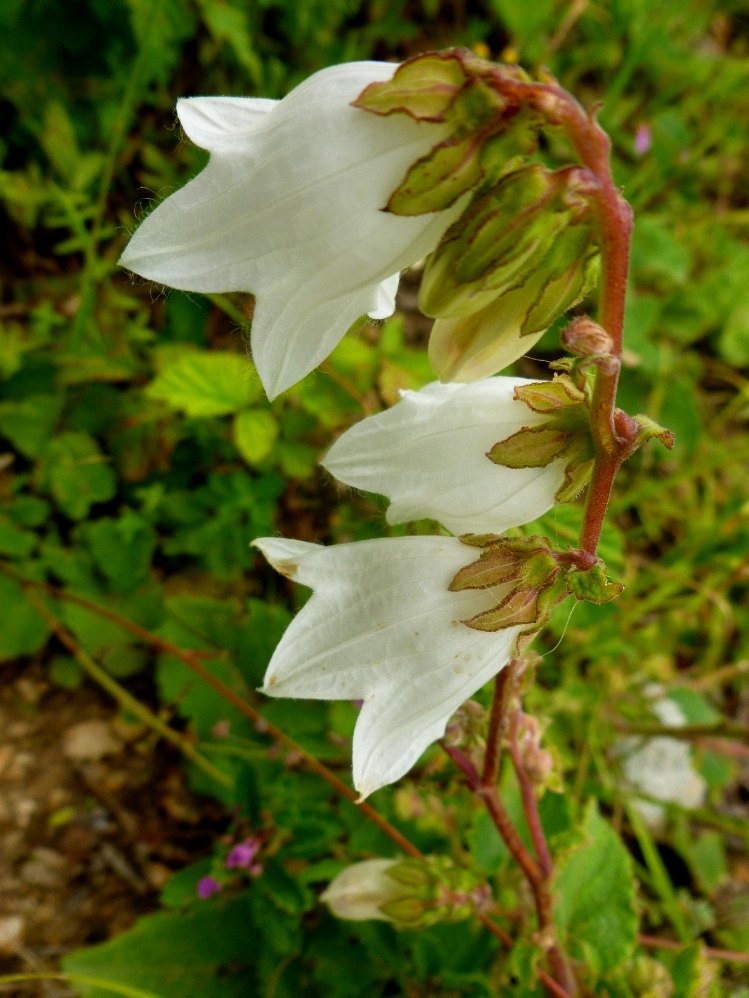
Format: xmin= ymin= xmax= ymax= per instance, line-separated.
xmin=1 ymin=0 xmax=749 ymax=995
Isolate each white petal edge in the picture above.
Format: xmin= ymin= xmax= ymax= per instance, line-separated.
xmin=323 ymin=378 xmax=567 ymax=536
xmin=177 ymin=96 xmax=278 ymax=151
xmin=253 ymin=535 xmax=519 ymax=797
xmin=120 ymin=62 xmax=459 ymax=399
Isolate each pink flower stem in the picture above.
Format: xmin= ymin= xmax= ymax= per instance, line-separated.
xmin=507 ymin=709 xmax=553 ymax=878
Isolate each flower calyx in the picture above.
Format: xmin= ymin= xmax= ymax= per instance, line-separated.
xmin=354 ymin=49 xmax=539 ymax=216
xmin=378 ymin=856 xmax=492 ymax=928
xmin=420 ymin=164 xmax=599 ymax=321
xmin=450 ymin=534 xmax=623 ymax=644
xmin=561 ymin=315 xmax=618 ymax=376
xmin=487 ymin=374 xmax=595 ymax=504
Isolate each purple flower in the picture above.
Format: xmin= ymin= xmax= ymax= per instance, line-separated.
xmin=197 ymin=875 xmax=223 ymax=899
xmin=634 ymin=123 xmax=651 ymax=156
xmin=226 ymin=838 xmax=261 ymax=870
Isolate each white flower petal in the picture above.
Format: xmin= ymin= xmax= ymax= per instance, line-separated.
xmin=120 ymin=62 xmax=457 ymax=398
xmin=177 ymin=96 xmax=278 ymax=151
xmin=368 ymin=272 xmax=400 ymax=321
xmin=253 ymin=535 xmax=518 ymax=797
xmin=320 ymin=859 xmax=398 ymax=920
xmin=323 ymin=378 xmax=566 ymax=536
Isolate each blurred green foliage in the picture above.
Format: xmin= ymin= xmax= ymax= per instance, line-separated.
xmin=1 ymin=0 xmax=749 ymax=995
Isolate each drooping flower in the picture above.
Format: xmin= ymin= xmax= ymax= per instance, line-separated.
xmin=254 ymin=535 xmax=524 ymax=798
xmin=322 ymin=377 xmax=566 ymax=536
xmin=321 ymin=859 xmax=401 ymax=921
xmin=119 ymin=64 xmax=460 ymax=399
xmin=620 ymin=695 xmax=707 ymax=831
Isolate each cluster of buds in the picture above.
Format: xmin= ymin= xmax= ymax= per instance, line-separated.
xmin=354 ymin=49 xmax=602 ymax=384
xmin=321 ymin=856 xmax=492 ymax=930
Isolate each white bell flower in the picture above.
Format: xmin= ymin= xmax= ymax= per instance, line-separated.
xmin=119 ymin=63 xmax=458 ymax=399
xmin=253 ymin=535 xmax=521 ymax=798
xmin=320 ymin=859 xmax=400 ymax=921
xmin=621 ymin=696 xmax=707 ymax=831
xmin=322 ymin=378 xmax=566 ymax=536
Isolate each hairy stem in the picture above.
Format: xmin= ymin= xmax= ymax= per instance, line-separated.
xmin=508 ymin=710 xmax=553 ymax=878
xmin=441 ymin=741 xmax=575 ymax=996
xmin=482 ymin=663 xmax=518 ymax=787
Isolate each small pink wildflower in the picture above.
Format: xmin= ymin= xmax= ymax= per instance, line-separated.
xmin=226 ymin=837 xmax=261 ymax=870
xmin=197 ymin=875 xmax=223 ymax=899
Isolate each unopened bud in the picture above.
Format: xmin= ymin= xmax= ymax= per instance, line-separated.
xmin=428 ymin=237 xmax=599 ymax=382
xmin=420 ymin=164 xmax=594 ymax=321
xmin=321 ymin=856 xmax=486 ymax=929
xmin=561 ymin=316 xmax=614 ymax=357
xmin=321 ymin=859 xmax=404 ymax=922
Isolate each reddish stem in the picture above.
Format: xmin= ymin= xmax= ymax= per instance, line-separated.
xmin=491 ymin=76 xmax=634 ymax=558
xmin=508 ymin=710 xmax=553 ymax=878
xmin=482 ymin=664 xmax=518 ymax=786
xmin=441 ymin=740 xmax=576 ymax=997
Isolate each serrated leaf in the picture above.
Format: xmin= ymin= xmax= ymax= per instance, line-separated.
xmin=488 ymin=425 xmax=571 ymax=468
xmin=387 ymin=134 xmax=483 ymax=215
xmin=146 ymin=352 xmax=262 ymax=417
xmin=553 ymin=800 xmax=638 ymax=973
xmin=353 ymin=52 xmax=467 ymax=121
xmin=566 ymin=563 xmax=624 ymax=604
xmin=232 ymin=409 xmax=279 ymax=465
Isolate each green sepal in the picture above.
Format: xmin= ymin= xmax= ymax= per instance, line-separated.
xmin=556 ymin=455 xmax=594 ymax=504
xmin=449 ymin=546 xmax=526 ymax=591
xmin=566 ymin=562 xmax=624 ymax=604
xmin=521 ymin=228 xmax=600 ymax=337
xmin=446 ymin=77 xmax=507 ymax=133
xmin=458 ymin=532 xmax=505 ymax=547
xmin=513 ymin=374 xmax=586 ymax=413
xmin=386 ymin=133 xmax=484 ymax=215
xmin=487 ymin=425 xmax=572 ymax=468
xmin=352 ymin=51 xmax=468 ymax=122
xmin=449 ymin=542 xmax=555 ymax=592
xmin=632 ymin=413 xmax=676 ymax=451
xmin=463 ymin=586 xmax=542 ymax=632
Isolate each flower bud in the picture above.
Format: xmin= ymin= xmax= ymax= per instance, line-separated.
xmin=420 ymin=164 xmax=599 ymax=382
xmin=561 ymin=316 xmax=614 ymax=358
xmin=321 ymin=859 xmax=405 ymax=922
xmin=321 ymin=856 xmax=487 ymax=928
xmin=420 ymin=164 xmax=589 ymax=320
xmin=428 ymin=234 xmax=599 ymax=382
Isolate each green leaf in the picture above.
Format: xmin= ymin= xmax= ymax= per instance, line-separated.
xmin=553 ymin=800 xmax=638 ymax=973
xmin=353 ymin=51 xmax=467 ymax=121
xmin=80 ymin=511 xmax=157 ymax=593
xmin=387 ymin=134 xmax=483 ymax=215
xmin=232 ymin=409 xmax=279 ymax=465
xmin=35 ymin=432 xmax=117 ymax=521
xmin=0 ymin=574 xmax=51 ymax=661
xmin=0 ymin=394 xmax=62 ymax=457
xmin=0 ymin=515 xmax=38 ymax=558
xmin=63 ymin=893 xmax=258 ymax=998
xmin=146 ymin=352 xmax=262 ymax=417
